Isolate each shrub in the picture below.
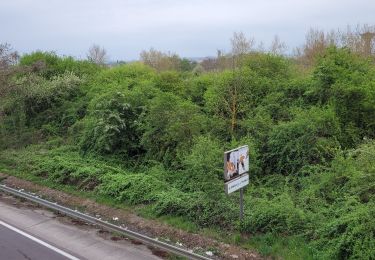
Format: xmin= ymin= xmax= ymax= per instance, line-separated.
xmin=243 ymin=53 xmax=292 ymax=81
xmin=297 ymin=140 xmax=375 ymax=259
xmin=80 ymin=92 xmax=142 ymax=155
xmin=241 ymin=192 xmax=307 ymax=234
xmin=153 ymin=190 xmax=237 ymax=227
xmin=312 ymin=47 xmax=375 ymax=147
xmin=92 ymin=63 xmax=155 ymax=88
xmin=97 ymin=170 xmax=168 ymax=204
xmin=141 ymin=93 xmax=208 ymax=166
xmin=264 ymin=106 xmax=341 ymax=175
xmin=20 ymin=51 xmax=100 ymax=78
xmin=1 ymin=72 xmax=84 ymax=143
xmin=180 ymin=135 xmax=223 ymax=191
xmin=312 ymin=200 xmax=375 ymax=259
xmin=181 ymin=73 xmax=213 ymax=106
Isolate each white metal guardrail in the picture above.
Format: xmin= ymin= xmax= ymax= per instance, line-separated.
xmin=0 ymin=184 xmax=213 ymax=260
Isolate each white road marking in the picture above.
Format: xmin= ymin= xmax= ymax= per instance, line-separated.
xmin=0 ymin=220 xmax=80 ymax=260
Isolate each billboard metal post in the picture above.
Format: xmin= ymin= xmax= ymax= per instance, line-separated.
xmin=240 ymin=188 xmax=244 ymax=221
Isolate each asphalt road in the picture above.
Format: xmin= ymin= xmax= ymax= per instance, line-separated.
xmin=0 ymin=193 xmax=162 ymax=260
xmin=0 ymin=222 xmax=74 ymax=260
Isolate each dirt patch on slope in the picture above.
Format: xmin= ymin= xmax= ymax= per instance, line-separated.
xmin=0 ymin=173 xmax=262 ymax=260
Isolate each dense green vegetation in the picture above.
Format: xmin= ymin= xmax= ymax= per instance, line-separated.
xmin=1 ymin=47 xmax=374 ymax=259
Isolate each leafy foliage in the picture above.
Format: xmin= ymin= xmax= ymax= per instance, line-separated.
xmin=1 ymin=47 xmax=375 ymax=259
xmin=80 ymin=92 xmax=142 ymax=155
xmin=141 ymin=93 xmax=208 ymax=166
xmin=264 ymin=106 xmax=341 ymax=175
xmin=20 ymin=51 xmax=100 ymax=78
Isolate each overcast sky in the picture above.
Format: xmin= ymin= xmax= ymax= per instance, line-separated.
xmin=1 ymin=0 xmax=374 ymax=60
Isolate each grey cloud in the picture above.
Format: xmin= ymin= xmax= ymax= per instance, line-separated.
xmin=0 ymin=0 xmax=374 ymax=60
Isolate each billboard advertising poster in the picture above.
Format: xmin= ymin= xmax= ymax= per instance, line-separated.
xmin=224 ymin=145 xmax=249 ymax=182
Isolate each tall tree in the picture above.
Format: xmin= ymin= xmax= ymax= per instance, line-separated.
xmin=340 ymin=24 xmax=375 ymax=56
xmin=269 ymin=35 xmax=287 ymax=55
xmin=205 ymin=69 xmax=258 ymax=138
xmin=230 ymin=31 xmax=254 ymax=68
xmin=0 ymin=43 xmax=20 ymax=98
xmin=140 ymin=48 xmax=180 ymax=72
xmin=87 ymin=44 xmax=108 ymax=65
xmin=231 ymin=31 xmax=254 ymax=56
xmin=294 ymin=28 xmax=338 ymax=66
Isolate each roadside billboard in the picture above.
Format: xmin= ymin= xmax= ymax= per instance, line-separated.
xmin=223 ymin=145 xmax=249 ymax=182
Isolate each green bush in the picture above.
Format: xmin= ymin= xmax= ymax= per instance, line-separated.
xmin=312 ymin=47 xmax=375 ymax=147
xmin=180 ymin=135 xmax=223 ymax=191
xmin=141 ymin=93 xmax=208 ymax=166
xmin=264 ymin=106 xmax=341 ymax=175
xmin=0 ymin=72 xmax=84 ymax=146
xmin=153 ymin=190 xmax=237 ymax=227
xmin=243 ymin=53 xmax=292 ymax=80
xmin=181 ymin=73 xmax=213 ymax=106
xmin=91 ymin=63 xmax=155 ymax=89
xmin=152 ymin=188 xmax=191 ymax=216
xmin=23 ymin=73 xmax=83 ymax=124
xmin=80 ymin=92 xmax=142 ymax=155
xmin=31 ymin=151 xmax=110 ymax=190
xmin=19 ymin=51 xmax=100 ymax=78
xmin=297 ymin=141 xmax=375 ymax=259
xmin=242 ymin=193 xmax=307 ymax=234
xmin=97 ymin=168 xmax=168 ymax=204
xmin=154 ymin=70 xmax=183 ymax=93
xmin=312 ymin=200 xmax=375 ymax=259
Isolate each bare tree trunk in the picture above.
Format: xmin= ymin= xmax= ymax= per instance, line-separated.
xmin=230 ymin=83 xmax=237 ymax=137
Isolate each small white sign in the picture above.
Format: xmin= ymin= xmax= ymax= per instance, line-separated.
xmin=225 ymin=174 xmax=249 ymax=194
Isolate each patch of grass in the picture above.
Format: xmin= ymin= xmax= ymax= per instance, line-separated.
xmin=0 ymin=147 xmax=134 ymax=211
xmin=242 ymin=233 xmax=318 ymax=260
xmin=137 ymin=205 xmax=199 ymax=233
xmin=158 ymin=215 xmax=199 ymax=233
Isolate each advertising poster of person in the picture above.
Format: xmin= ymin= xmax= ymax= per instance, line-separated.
xmin=224 ymin=145 xmax=249 ymax=182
